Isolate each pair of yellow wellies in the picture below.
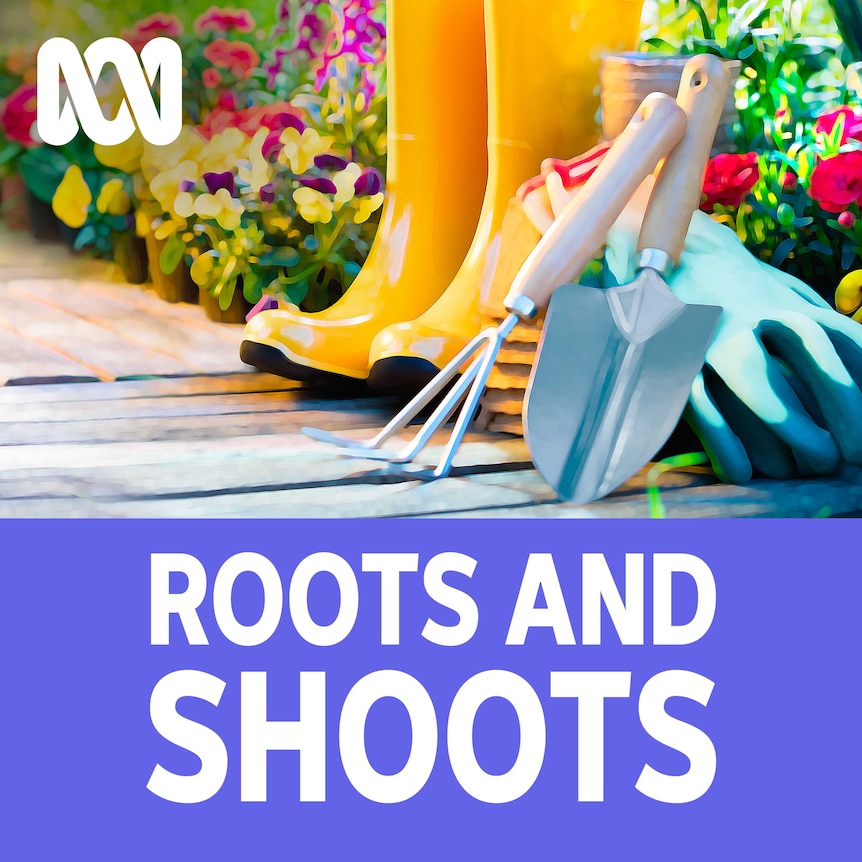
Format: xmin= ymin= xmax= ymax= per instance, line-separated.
xmin=241 ymin=0 xmax=644 ymax=390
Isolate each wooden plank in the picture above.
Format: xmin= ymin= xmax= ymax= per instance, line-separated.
xmin=7 ymin=279 xmax=247 ymax=373
xmin=0 ymin=287 xmax=189 ymax=378
xmin=0 ymin=436 xmax=533 ymax=501
xmin=0 ymin=372 xmax=296 ymax=403
xmin=0 ymin=403 xmax=396 ymax=446
xmin=0 ymin=324 xmax=99 ymax=384
xmin=9 ymin=276 xmax=243 ymax=349
xmin=0 ymin=388 xmax=392 ymax=423
xmin=424 ymin=467 xmax=862 ymax=519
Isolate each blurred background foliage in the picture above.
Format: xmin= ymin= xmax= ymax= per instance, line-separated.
xmin=0 ymin=0 xmax=278 ymax=44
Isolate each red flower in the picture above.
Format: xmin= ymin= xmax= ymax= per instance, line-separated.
xmin=194 ymin=6 xmax=255 ymax=36
xmin=815 ymin=106 xmax=862 ymax=145
xmin=121 ymin=14 xmax=183 ymax=52
xmin=701 ymin=152 xmax=760 ymax=211
xmin=0 ymin=83 xmax=38 ymax=147
xmin=809 ymin=151 xmax=862 ymax=213
xmin=202 ymin=39 xmax=260 ymax=79
xmin=196 ymin=102 xmax=304 ymax=141
xmin=202 ymin=68 xmax=222 ymax=88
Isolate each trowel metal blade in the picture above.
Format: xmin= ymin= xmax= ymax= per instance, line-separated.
xmin=523 ymin=272 xmax=721 ymax=505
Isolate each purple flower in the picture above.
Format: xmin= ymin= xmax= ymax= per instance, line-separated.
xmin=314 ymin=153 xmax=349 ymax=171
xmin=179 ymin=179 xmax=196 ymax=192
xmin=262 ymin=130 xmax=283 ymax=162
xmin=259 ymin=182 xmax=276 ymax=203
xmin=263 ymin=47 xmax=291 ymax=90
xmin=203 ymin=171 xmax=236 ymax=196
xmin=354 ymin=167 xmax=383 ymax=196
xmin=299 ymin=175 xmax=338 ymax=195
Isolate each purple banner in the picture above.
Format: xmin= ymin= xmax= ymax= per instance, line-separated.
xmin=2 ymin=519 xmax=858 ymax=859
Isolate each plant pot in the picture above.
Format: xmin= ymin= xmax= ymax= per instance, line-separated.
xmin=144 ymin=228 xmax=198 ymax=303
xmin=112 ymin=231 xmax=149 ymax=284
xmin=58 ymin=221 xmax=81 ymax=251
xmin=600 ymin=53 xmax=741 ymax=154
xmin=24 ymin=188 xmax=61 ymax=241
xmin=199 ymin=279 xmax=253 ymax=324
xmin=0 ymin=173 xmax=30 ymax=231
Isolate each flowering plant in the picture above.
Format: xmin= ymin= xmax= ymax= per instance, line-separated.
xmin=181 ymin=6 xmax=268 ymax=123
xmin=50 ymin=163 xmax=137 ymax=255
xmin=702 ymin=104 xmax=862 ymax=304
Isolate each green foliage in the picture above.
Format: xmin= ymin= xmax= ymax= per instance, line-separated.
xmin=828 ymin=0 xmax=862 ymax=60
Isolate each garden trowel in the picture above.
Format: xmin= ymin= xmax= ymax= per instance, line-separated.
xmin=524 ymin=54 xmax=731 ymax=504
xmin=303 ymin=92 xmax=688 ymax=476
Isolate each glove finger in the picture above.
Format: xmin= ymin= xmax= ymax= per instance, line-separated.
xmin=685 ymin=371 xmax=753 ymax=484
xmin=756 ymin=261 xmax=831 ymax=310
xmin=704 ymin=366 xmax=797 ymax=479
xmin=761 ymin=312 xmax=862 ymax=463
xmin=816 ymin=309 xmax=862 ymax=386
xmin=707 ymin=331 xmax=841 ymax=475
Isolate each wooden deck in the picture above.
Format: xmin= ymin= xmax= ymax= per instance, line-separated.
xmin=1 ymin=224 xmax=860 ymax=518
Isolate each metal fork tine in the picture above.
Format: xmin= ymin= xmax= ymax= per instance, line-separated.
xmin=302 ymin=328 xmax=493 ymax=453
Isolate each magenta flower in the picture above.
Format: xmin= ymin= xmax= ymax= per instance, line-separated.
xmin=299 ymin=176 xmax=338 ymax=195
xmin=354 ymin=166 xmax=383 ymax=196
xmin=259 ymin=183 xmax=276 ymax=204
xmin=816 ymin=106 xmax=862 ymax=146
xmin=262 ymin=130 xmax=284 ymax=162
xmin=314 ymin=153 xmax=349 ymax=171
xmin=203 ymin=171 xmax=236 ymax=197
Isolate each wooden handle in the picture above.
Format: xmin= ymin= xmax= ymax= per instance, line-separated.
xmin=637 ymin=54 xmax=731 ymax=264
xmin=507 ymin=92 xmax=686 ymax=314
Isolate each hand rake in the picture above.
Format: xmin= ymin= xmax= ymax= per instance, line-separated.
xmin=302 ymin=92 xmax=687 ymax=478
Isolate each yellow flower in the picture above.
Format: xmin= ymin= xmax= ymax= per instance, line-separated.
xmin=94 ymin=132 xmax=144 ymax=174
xmin=293 ymin=187 xmax=334 ymax=224
xmin=836 ymin=270 xmax=862 ymax=321
xmin=332 ymin=163 xmax=362 ymax=210
xmin=237 ymin=128 xmax=273 ymax=193
xmin=154 ymin=218 xmax=186 ymax=241
xmin=190 ymin=250 xmax=218 ymax=288
xmin=52 ymin=165 xmax=92 ymax=229
xmin=142 ymin=127 xmax=205 ymax=181
xmin=135 ymin=210 xmax=151 ymax=237
xmin=96 ymin=178 xmax=131 ymax=215
xmin=149 ymin=160 xmax=199 ymax=215
xmin=354 ymin=192 xmax=385 ymax=224
xmin=195 ymin=188 xmax=244 ymax=231
xmin=174 ymin=191 xmax=196 ymax=219
xmin=199 ymin=128 xmax=250 ymax=175
xmin=279 ymin=127 xmax=335 ymax=175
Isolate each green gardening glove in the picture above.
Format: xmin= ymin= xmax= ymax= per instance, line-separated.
xmin=602 ymin=208 xmax=862 ymax=484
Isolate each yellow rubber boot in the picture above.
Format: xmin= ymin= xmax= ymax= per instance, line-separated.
xmin=366 ymin=0 xmax=644 ymax=392
xmin=240 ymin=0 xmax=488 ymax=382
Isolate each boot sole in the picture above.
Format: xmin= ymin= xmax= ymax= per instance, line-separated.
xmin=367 ymin=356 xmax=442 ymax=395
xmin=240 ymin=341 xmax=370 ymax=395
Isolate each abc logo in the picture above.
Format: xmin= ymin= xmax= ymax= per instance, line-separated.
xmin=36 ymin=37 xmax=182 ymax=147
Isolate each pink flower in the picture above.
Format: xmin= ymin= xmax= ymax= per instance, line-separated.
xmin=838 ymin=211 xmax=857 ymax=229
xmin=217 ymin=90 xmax=238 ymax=111
xmin=810 ymin=151 xmax=862 ymax=213
xmin=202 ymin=67 xmax=222 ymax=88
xmin=203 ymin=39 xmax=261 ymax=79
xmin=194 ymin=6 xmax=255 ymax=36
xmin=816 ymin=106 xmax=862 ymax=145
xmin=781 ymin=171 xmax=798 ymax=192
xmin=701 ymin=152 xmax=760 ymax=211
xmin=121 ymin=14 xmax=183 ymax=52
xmin=0 ymin=83 xmax=38 ymax=147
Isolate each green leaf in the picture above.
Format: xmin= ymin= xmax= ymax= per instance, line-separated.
xmin=74 ymin=224 xmax=97 ymax=249
xmin=257 ymin=247 xmax=301 ymax=268
xmin=159 ymin=233 xmax=186 ymax=275
xmin=772 ymin=237 xmax=796 ymax=267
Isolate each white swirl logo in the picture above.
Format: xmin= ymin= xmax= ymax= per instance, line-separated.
xmin=36 ymin=37 xmax=182 ymax=147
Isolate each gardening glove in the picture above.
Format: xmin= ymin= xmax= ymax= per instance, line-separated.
xmin=601 ymin=188 xmax=862 ymax=484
